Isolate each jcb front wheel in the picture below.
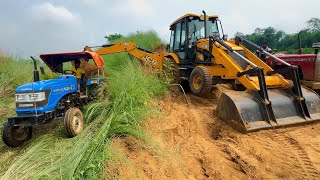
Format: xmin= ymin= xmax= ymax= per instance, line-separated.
xmin=232 ymin=80 xmax=246 ymax=91
xmin=64 ymin=108 xmax=84 ymax=138
xmin=2 ymin=121 xmax=32 ymax=147
xmin=189 ymin=66 xmax=212 ymax=96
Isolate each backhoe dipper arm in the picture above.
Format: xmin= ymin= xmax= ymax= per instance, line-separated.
xmin=84 ymin=42 xmax=165 ymax=70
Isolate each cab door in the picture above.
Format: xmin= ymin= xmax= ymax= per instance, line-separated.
xmin=169 ymin=19 xmax=188 ymax=63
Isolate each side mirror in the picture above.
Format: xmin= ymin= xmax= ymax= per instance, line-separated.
xmin=40 ymin=67 xmax=45 ymax=75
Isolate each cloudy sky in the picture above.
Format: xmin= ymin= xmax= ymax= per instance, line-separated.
xmin=0 ymin=0 xmax=319 ymax=58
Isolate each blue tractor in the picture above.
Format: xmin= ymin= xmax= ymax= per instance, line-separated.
xmin=2 ymin=52 xmax=106 ymax=147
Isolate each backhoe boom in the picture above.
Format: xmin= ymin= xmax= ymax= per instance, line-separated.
xmin=84 ymin=42 xmax=165 ymax=70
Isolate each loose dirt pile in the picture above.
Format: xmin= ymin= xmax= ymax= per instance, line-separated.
xmin=106 ymin=85 xmax=320 ymax=179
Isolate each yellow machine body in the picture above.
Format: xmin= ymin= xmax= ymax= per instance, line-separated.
xmin=84 ymin=12 xmax=320 ymax=133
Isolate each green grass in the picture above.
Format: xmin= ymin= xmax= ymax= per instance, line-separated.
xmin=111 ymin=31 xmax=163 ymax=50
xmin=0 ymin=31 xmax=168 ymax=179
xmin=0 ymin=57 xmax=33 ymax=98
xmin=0 ymin=57 xmax=59 ymax=99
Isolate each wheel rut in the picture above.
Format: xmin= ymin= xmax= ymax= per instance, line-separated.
xmin=272 ymin=133 xmax=320 ymax=179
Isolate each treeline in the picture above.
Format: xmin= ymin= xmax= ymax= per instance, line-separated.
xmin=235 ymin=18 xmax=320 ymax=54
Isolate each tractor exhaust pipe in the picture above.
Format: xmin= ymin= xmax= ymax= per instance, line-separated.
xmin=298 ymin=31 xmax=303 ymax=54
xmin=30 ymin=56 xmax=40 ymax=82
xmin=202 ymin=10 xmax=207 ymax=38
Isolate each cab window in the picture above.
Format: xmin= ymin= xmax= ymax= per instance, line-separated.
xmin=173 ymin=22 xmax=181 ymax=50
xmin=188 ymin=17 xmax=219 ymax=41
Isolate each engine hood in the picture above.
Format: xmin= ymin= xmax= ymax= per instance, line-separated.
xmin=16 ymin=75 xmax=77 ymax=93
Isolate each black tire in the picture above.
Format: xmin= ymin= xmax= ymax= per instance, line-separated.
xmin=96 ymin=80 xmax=108 ymax=99
xmin=189 ymin=66 xmax=212 ymax=96
xmin=164 ymin=58 xmax=190 ymax=92
xmin=163 ymin=58 xmax=181 ymax=83
xmin=232 ymin=80 xmax=246 ymax=91
xmin=2 ymin=121 xmax=32 ymax=147
xmin=88 ymin=84 xmax=99 ymax=100
xmin=64 ymin=107 xmax=84 ymax=138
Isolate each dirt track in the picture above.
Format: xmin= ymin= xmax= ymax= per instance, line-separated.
xmin=106 ymin=85 xmax=320 ymax=179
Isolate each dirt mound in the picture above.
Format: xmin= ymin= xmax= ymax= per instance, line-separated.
xmin=106 ymin=86 xmax=320 ymax=179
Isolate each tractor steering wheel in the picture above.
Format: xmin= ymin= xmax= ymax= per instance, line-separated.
xmin=64 ymin=70 xmax=73 ymax=75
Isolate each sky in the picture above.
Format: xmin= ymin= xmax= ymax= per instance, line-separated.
xmin=0 ymin=0 xmax=319 ymax=58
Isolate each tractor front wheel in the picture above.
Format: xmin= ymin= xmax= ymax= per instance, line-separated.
xmin=189 ymin=66 xmax=212 ymax=96
xmin=2 ymin=121 xmax=32 ymax=147
xmin=64 ymin=107 xmax=84 ymax=138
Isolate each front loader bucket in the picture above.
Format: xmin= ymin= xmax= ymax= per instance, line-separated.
xmin=216 ymin=87 xmax=320 ymax=133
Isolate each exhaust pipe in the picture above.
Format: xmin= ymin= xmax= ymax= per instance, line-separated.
xmin=298 ymin=31 xmax=303 ymax=54
xmin=202 ymin=10 xmax=207 ymax=38
xmin=30 ymin=56 xmax=40 ymax=82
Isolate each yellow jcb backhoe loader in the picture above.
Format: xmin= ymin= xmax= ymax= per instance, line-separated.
xmin=84 ymin=11 xmax=320 ymax=133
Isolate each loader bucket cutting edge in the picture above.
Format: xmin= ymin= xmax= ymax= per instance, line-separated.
xmin=216 ymin=87 xmax=320 ymax=133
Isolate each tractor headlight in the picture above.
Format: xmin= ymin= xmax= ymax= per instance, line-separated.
xmin=16 ymin=94 xmax=26 ymax=101
xmin=29 ymin=92 xmax=45 ymax=101
xmin=16 ymin=92 xmax=46 ymax=102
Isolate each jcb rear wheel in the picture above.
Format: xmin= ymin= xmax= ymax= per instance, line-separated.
xmin=64 ymin=107 xmax=84 ymax=138
xmin=164 ymin=58 xmax=189 ymax=92
xmin=163 ymin=58 xmax=181 ymax=82
xmin=189 ymin=66 xmax=212 ymax=96
xmin=2 ymin=121 xmax=32 ymax=147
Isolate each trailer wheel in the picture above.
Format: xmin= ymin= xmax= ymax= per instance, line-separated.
xmin=64 ymin=107 xmax=84 ymax=138
xmin=189 ymin=66 xmax=212 ymax=96
xmin=2 ymin=121 xmax=32 ymax=147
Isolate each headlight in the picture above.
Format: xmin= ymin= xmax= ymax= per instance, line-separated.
xmin=16 ymin=92 xmax=46 ymax=102
xmin=16 ymin=94 xmax=26 ymax=101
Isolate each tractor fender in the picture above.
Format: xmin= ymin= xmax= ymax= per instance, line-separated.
xmin=164 ymin=53 xmax=180 ymax=64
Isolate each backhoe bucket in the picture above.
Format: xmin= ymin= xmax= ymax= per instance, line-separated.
xmin=216 ymin=87 xmax=320 ymax=133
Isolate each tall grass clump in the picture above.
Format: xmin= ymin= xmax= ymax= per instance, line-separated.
xmin=0 ymin=57 xmax=33 ymax=97
xmin=111 ymin=30 xmax=163 ymax=51
xmin=0 ymin=57 xmax=56 ymax=98
xmin=2 ymin=32 xmax=168 ymax=179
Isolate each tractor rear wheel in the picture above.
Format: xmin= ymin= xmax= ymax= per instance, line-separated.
xmin=189 ymin=66 xmax=212 ymax=96
xmin=2 ymin=121 xmax=32 ymax=147
xmin=64 ymin=107 xmax=84 ymax=138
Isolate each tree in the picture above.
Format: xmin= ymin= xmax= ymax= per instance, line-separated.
xmin=104 ymin=33 xmax=124 ymax=42
xmin=306 ymin=17 xmax=320 ymax=32
xmin=230 ymin=18 xmax=320 ymax=54
xmin=254 ymin=28 xmax=264 ymax=35
xmin=234 ymin=32 xmax=244 ymax=37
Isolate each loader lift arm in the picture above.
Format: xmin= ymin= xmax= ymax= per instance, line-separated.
xmin=235 ymin=36 xmax=313 ymax=119
xmin=84 ymin=42 xmax=166 ymax=70
xmin=210 ymin=36 xmax=320 ymax=132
